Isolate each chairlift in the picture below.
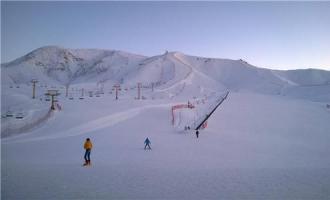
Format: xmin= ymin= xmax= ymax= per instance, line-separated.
xmin=15 ymin=113 xmax=24 ymax=119
xmin=6 ymin=111 xmax=14 ymax=117
xmin=69 ymin=96 xmax=74 ymax=100
xmin=79 ymin=97 xmax=84 ymax=100
xmin=45 ymin=97 xmax=51 ymax=101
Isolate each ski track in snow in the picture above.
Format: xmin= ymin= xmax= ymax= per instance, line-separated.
xmin=154 ymin=54 xmax=194 ymax=92
xmin=271 ymin=70 xmax=298 ymax=86
xmin=3 ymin=103 xmax=173 ymax=144
xmin=174 ymin=53 xmax=219 ymax=84
xmin=154 ymin=53 xmax=219 ymax=94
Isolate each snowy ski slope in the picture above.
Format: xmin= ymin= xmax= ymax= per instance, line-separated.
xmin=2 ymin=46 xmax=330 ymax=199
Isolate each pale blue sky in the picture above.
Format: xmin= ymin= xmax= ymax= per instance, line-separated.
xmin=1 ymin=1 xmax=330 ymax=70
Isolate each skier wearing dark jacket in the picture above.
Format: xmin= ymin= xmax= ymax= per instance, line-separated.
xmin=144 ymin=137 xmax=151 ymax=150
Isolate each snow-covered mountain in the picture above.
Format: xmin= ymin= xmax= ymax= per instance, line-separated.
xmin=2 ymin=46 xmax=330 ymax=199
xmin=1 ymin=46 xmax=146 ymax=85
xmin=2 ymin=46 xmax=330 ymax=101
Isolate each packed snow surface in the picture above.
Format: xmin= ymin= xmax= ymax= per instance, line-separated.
xmin=2 ymin=92 xmax=330 ymax=199
xmin=2 ymin=46 xmax=330 ymax=199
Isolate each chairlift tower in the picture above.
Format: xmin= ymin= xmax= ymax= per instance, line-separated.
xmin=79 ymin=88 xmax=85 ymax=99
xmin=31 ymin=79 xmax=38 ymax=99
xmin=100 ymin=82 xmax=105 ymax=94
xmin=65 ymin=85 xmax=69 ymax=97
xmin=112 ymin=84 xmax=121 ymax=100
xmin=151 ymin=82 xmax=155 ymax=92
xmin=137 ymin=82 xmax=142 ymax=100
xmin=45 ymin=90 xmax=60 ymax=110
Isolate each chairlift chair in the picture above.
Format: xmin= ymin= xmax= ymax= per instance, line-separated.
xmin=15 ymin=113 xmax=24 ymax=119
xmin=6 ymin=111 xmax=14 ymax=117
xmin=88 ymin=91 xmax=93 ymax=97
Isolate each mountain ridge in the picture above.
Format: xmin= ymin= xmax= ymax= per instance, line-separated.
xmin=2 ymin=46 xmax=330 ymax=101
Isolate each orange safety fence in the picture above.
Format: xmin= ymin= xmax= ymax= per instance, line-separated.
xmin=171 ymin=103 xmax=195 ymax=125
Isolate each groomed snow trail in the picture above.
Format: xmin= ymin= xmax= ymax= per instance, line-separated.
xmin=3 ymin=103 xmax=173 ymax=144
xmin=154 ymin=54 xmax=194 ymax=92
xmin=2 ymin=92 xmax=330 ymax=200
xmin=173 ymin=53 xmax=219 ymax=85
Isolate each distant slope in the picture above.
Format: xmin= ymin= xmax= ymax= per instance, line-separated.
xmin=274 ymin=69 xmax=330 ymax=86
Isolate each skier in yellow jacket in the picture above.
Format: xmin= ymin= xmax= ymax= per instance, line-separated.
xmin=83 ymin=138 xmax=93 ymax=166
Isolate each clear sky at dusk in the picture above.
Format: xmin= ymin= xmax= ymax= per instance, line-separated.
xmin=1 ymin=1 xmax=330 ymax=70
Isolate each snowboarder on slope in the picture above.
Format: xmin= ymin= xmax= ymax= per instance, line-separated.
xmin=144 ymin=137 xmax=151 ymax=150
xmin=83 ymin=138 xmax=93 ymax=166
xmin=196 ymin=130 xmax=199 ymax=138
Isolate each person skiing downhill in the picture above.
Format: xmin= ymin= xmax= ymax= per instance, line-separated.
xmin=196 ymin=130 xmax=199 ymax=138
xmin=144 ymin=137 xmax=151 ymax=150
xmin=83 ymin=138 xmax=93 ymax=166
